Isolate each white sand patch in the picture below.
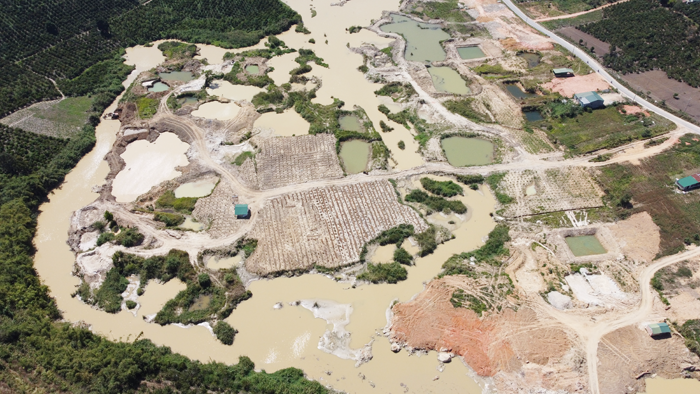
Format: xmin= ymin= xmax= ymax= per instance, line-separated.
xmin=299 ymin=299 xmax=373 ymax=366
xmin=191 ymin=101 xmax=241 ymax=120
xmin=112 ymin=132 xmax=189 ymax=202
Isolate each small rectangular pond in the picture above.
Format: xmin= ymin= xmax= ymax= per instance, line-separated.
xmin=565 ymin=235 xmax=607 ymax=257
xmin=246 ymin=64 xmax=259 ymax=74
xmin=339 ymin=140 xmax=370 ymax=174
xmin=457 ymin=46 xmax=485 ymax=60
xmin=523 ymin=110 xmax=543 ymax=121
xmin=441 ymin=136 xmax=494 ymax=167
xmin=339 ymin=115 xmax=362 ymax=131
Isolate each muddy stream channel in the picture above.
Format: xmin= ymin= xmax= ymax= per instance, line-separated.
xmin=33 ymin=0 xmax=507 ymax=392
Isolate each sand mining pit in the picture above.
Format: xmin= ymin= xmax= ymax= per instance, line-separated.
xmin=541 ymin=73 xmax=611 ymax=98
xmin=389 ymin=277 xmax=586 ymax=392
xmin=245 ymin=180 xmax=428 ymax=275
xmin=255 ymin=134 xmax=344 ymax=189
xmin=608 ymin=212 xmax=660 ymax=264
xmin=499 ymin=167 xmax=604 ymax=218
xmin=597 ymin=325 xmax=700 ymax=394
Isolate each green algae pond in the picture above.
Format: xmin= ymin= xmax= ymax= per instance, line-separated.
xmin=517 ymin=52 xmax=540 ymax=68
xmin=523 ymin=110 xmax=543 ymax=121
xmin=565 ymin=235 xmax=607 ymax=257
xmin=339 ymin=115 xmax=362 ymax=131
xmin=245 ymin=64 xmax=260 ymax=74
xmin=457 ymin=46 xmax=485 ymax=60
xmin=428 ymin=67 xmax=470 ymax=95
xmin=339 ymin=140 xmax=370 ymax=174
xmin=148 ymin=81 xmax=169 ymax=92
xmin=505 ymin=83 xmax=536 ymax=99
xmin=441 ymin=137 xmax=494 ymax=167
xmin=380 ymin=14 xmax=449 ymax=63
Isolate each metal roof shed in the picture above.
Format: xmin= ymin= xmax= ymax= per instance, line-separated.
xmin=574 ymin=91 xmax=604 ymax=109
xmin=235 ymin=204 xmax=249 ymax=217
xmin=553 ymin=68 xmax=574 ymax=77
xmin=677 ymin=174 xmax=700 ymax=191
xmin=645 ymin=323 xmax=671 ymax=337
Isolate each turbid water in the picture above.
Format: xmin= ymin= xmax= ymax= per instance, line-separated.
xmin=525 ymin=184 xmax=537 ymax=196
xmin=149 ymin=81 xmax=170 ymax=92
xmin=428 ymin=66 xmax=470 ymax=95
xmin=339 ymin=140 xmax=370 ymax=174
xmin=191 ymin=101 xmax=241 ymax=120
xmin=339 ymin=115 xmax=362 ymax=131
xmin=517 ymin=52 xmax=540 ymax=68
xmin=31 ymin=0 xmax=499 ymax=391
xmin=641 ymin=377 xmax=700 ymax=393
xmin=380 ymin=14 xmax=449 ymax=63
xmin=565 ymin=235 xmax=607 ymax=256
xmin=179 ymin=217 xmax=204 ymax=231
xmin=159 ymin=71 xmax=194 ymax=82
xmin=245 ymin=64 xmax=260 ymax=74
xmin=206 ymin=80 xmax=262 ymax=102
xmin=442 ymin=137 xmax=494 ymax=167
xmin=255 ymin=109 xmax=309 ymax=136
xmin=112 ymin=132 xmax=190 ymax=202
xmin=457 ymin=46 xmax=485 ymax=60
xmin=207 ymin=255 xmax=243 ymax=270
xmin=174 ymin=179 xmax=217 ymax=198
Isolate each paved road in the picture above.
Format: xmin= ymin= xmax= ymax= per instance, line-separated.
xmin=501 ymin=0 xmax=700 ymax=134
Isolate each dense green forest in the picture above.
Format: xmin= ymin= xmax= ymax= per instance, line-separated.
xmin=0 ymin=0 xmax=301 ymax=116
xmin=580 ymin=0 xmax=700 ymax=87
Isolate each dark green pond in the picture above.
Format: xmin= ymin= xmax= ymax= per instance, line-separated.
xmin=566 ymin=236 xmax=607 ymax=257
xmin=524 ymin=110 xmax=543 ymax=121
xmin=505 ymin=83 xmax=536 ymax=99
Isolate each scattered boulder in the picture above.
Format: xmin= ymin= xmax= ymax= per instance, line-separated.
xmin=437 ymin=352 xmax=453 ymax=363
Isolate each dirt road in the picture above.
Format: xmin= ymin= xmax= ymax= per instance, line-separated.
xmin=534 ymin=0 xmax=629 ymax=22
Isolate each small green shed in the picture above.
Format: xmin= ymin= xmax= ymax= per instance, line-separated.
xmin=553 ymin=68 xmax=574 ymax=77
xmin=235 ymin=204 xmax=249 ymax=218
xmin=676 ymin=174 xmax=700 ymax=192
xmin=645 ymin=322 xmax=671 ymax=337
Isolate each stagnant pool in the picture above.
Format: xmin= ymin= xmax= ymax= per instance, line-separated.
xmin=565 ymin=235 xmax=606 ymax=257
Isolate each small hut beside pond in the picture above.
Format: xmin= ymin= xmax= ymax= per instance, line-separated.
xmin=235 ymin=204 xmax=250 ymax=219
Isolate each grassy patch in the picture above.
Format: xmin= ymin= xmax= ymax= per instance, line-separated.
xmin=420 ymin=177 xmax=464 ymax=197
xmin=405 ymin=189 xmax=467 ymax=214
xmin=374 ymin=82 xmax=416 ymax=102
xmin=409 ymin=0 xmax=473 ymax=22
xmin=486 ymin=172 xmax=514 ymax=205
xmin=154 ymin=212 xmax=185 ymax=227
xmin=135 ymin=97 xmax=159 ymax=119
xmin=541 ymin=9 xmax=603 ymax=30
xmin=678 ymin=319 xmax=700 ymax=358
xmin=233 ymin=151 xmax=255 ymax=166
xmin=595 ymin=134 xmax=700 ymax=256
xmin=358 ymin=262 xmax=408 ymax=284
xmin=156 ymin=190 xmax=198 ymax=214
xmin=158 ymin=41 xmax=197 ymax=59
xmin=444 ymin=98 xmax=490 ymax=123
xmin=544 ymin=105 xmax=673 ymax=155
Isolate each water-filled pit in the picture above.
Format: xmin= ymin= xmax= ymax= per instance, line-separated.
xmin=457 ymin=46 xmax=485 ymax=60
xmin=339 ymin=115 xmax=362 ymax=131
xmin=505 ymin=83 xmax=537 ymax=99
xmin=565 ymin=235 xmax=607 ymax=257
xmin=441 ymin=137 xmax=494 ymax=167
xmin=428 ymin=66 xmax=470 ymax=94
xmin=380 ymin=14 xmax=449 ymax=63
xmin=245 ymin=64 xmax=260 ymax=74
xmin=174 ymin=179 xmax=217 ymax=198
xmin=179 ymin=217 xmax=204 ymax=231
xmin=159 ymin=71 xmax=194 ymax=81
xmin=191 ymin=101 xmax=241 ymax=120
xmin=177 ymin=96 xmax=199 ymax=105
xmin=339 ymin=139 xmax=370 ymax=174
xmin=517 ymin=52 xmax=540 ymax=68
xmin=148 ymin=81 xmax=170 ymax=92
xmin=523 ymin=110 xmax=544 ymax=121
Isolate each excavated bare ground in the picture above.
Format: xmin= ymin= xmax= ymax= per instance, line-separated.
xmin=255 ymin=134 xmax=344 ymax=189
xmin=597 ymin=325 xmax=700 ymax=394
xmin=608 ymin=212 xmax=660 ymax=264
xmin=390 ymin=278 xmax=586 ymax=392
xmin=541 ymin=74 xmax=611 ymax=98
xmin=499 ymin=167 xmax=604 ymax=218
xmin=192 ymin=181 xmax=247 ymax=239
xmin=245 ymin=180 xmax=427 ymax=275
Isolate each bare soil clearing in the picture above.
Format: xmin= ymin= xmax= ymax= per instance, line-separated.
xmin=556 ymin=27 xmax=610 ymax=58
xmin=624 ymin=70 xmax=700 ymax=124
xmin=542 ymin=73 xmax=610 ymax=97
xmin=608 ymin=212 xmax=660 ymax=264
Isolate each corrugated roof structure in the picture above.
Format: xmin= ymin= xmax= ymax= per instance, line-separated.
xmin=574 ymin=91 xmax=604 ymax=108
xmin=645 ymin=322 xmax=671 ymax=336
xmin=235 ymin=204 xmax=249 ymax=217
xmin=553 ymin=68 xmax=574 ymax=76
xmin=677 ymin=174 xmax=700 ymax=191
